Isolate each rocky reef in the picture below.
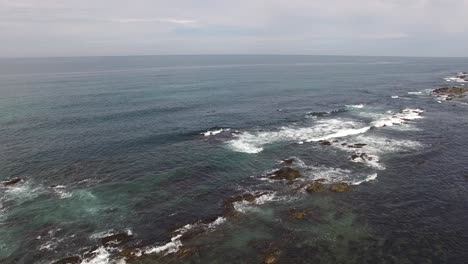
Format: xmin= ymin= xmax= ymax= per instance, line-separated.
xmin=268 ymin=167 xmax=301 ymax=184
xmin=433 ymin=87 xmax=468 ymax=94
xmin=2 ymin=177 xmax=22 ymax=186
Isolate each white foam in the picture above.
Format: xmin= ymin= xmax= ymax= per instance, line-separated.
xmin=144 ymin=234 xmax=182 ymax=255
xmin=81 ymin=246 xmax=111 ymax=264
xmin=233 ymin=192 xmax=277 ymax=213
xmin=444 ymin=77 xmax=467 ymax=83
xmin=407 ymin=91 xmax=422 ymax=95
xmin=391 ymin=96 xmax=399 ymax=99
xmin=207 ymin=217 xmax=226 ymax=229
xmin=144 ymin=215 xmax=226 ymax=256
xmin=202 ymin=128 xmax=230 ymax=136
xmin=352 ymin=173 xmax=378 ymax=185
xmin=346 ymin=104 xmax=365 ymax=109
xmin=303 ymin=165 xmax=376 ymax=185
xmin=358 ymin=135 xmax=422 ymax=153
xmin=372 ymin=108 xmax=424 ymax=128
xmin=54 ymin=188 xmax=72 ymax=199
xmin=92 ymin=229 xmax=133 ymax=240
xmin=350 ymin=153 xmax=385 ymax=170
xmin=228 ymin=119 xmax=369 ymax=153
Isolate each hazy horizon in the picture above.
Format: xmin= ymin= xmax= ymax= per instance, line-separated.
xmin=1 ymin=0 xmax=468 ymax=58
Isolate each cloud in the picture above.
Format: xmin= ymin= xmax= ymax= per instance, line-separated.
xmin=0 ymin=0 xmax=467 ymax=57
xmin=109 ymin=18 xmax=196 ymax=24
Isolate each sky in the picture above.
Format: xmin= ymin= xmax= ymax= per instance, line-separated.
xmin=1 ymin=0 xmax=467 ymax=58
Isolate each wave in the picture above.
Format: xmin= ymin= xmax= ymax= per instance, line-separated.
xmin=232 ymin=192 xmax=277 ymax=213
xmin=80 ymin=246 xmax=113 ymax=264
xmin=371 ymin=108 xmax=424 ymax=128
xmin=228 ymin=108 xmax=423 ymax=154
xmin=345 ymin=104 xmax=365 ymax=109
xmin=228 ymin=119 xmax=369 ymax=153
xmin=144 ymin=215 xmax=227 ymax=256
xmin=300 ymin=165 xmax=378 ymax=185
xmin=201 ymin=128 xmax=231 ymax=136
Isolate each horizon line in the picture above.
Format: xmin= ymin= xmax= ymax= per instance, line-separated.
xmin=1 ymin=53 xmax=468 ymax=60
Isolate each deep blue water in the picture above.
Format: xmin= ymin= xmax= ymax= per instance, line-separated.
xmin=1 ymin=55 xmax=468 ymax=264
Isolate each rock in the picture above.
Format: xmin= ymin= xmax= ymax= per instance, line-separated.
xmin=52 ymin=256 xmax=81 ymax=264
xmin=306 ymin=182 xmax=323 ymax=193
xmin=347 ymin=143 xmax=367 ymax=148
xmin=269 ymin=167 xmax=301 ymax=183
xmin=281 ymin=159 xmax=294 ymax=165
xmin=2 ymin=177 xmax=22 ymax=186
xmin=319 ymin=140 xmax=332 ymax=146
xmin=330 ymin=183 xmax=351 ymax=192
xmin=101 ymin=232 xmax=133 ymax=246
xmin=433 ymin=87 xmax=468 ymax=94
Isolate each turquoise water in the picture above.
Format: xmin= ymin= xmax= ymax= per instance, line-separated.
xmin=1 ymin=55 xmax=468 ymax=263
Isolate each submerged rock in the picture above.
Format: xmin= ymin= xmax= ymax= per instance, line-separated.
xmin=289 ymin=208 xmax=308 ymax=220
xmin=101 ymin=232 xmax=133 ymax=246
xmin=52 ymin=256 xmax=81 ymax=264
xmin=2 ymin=177 xmax=22 ymax=186
xmin=330 ymin=183 xmax=351 ymax=192
xmin=269 ymin=167 xmax=301 ymax=183
xmin=281 ymin=159 xmax=294 ymax=166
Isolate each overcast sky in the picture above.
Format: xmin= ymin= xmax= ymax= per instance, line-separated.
xmin=1 ymin=0 xmax=467 ymax=57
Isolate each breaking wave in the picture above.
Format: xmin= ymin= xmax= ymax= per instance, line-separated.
xmin=228 ymin=108 xmax=424 ymax=154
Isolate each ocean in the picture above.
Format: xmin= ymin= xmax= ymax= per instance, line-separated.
xmin=0 ymin=55 xmax=467 ymax=264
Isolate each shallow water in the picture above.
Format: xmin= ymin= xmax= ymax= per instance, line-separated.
xmin=1 ymin=55 xmax=468 ymax=264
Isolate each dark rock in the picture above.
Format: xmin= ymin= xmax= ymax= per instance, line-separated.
xmin=101 ymin=232 xmax=133 ymax=246
xmin=351 ymin=154 xmax=360 ymax=160
xmin=308 ymin=111 xmax=329 ymax=117
xmin=347 ymin=143 xmax=367 ymax=148
xmin=52 ymin=256 xmax=81 ymax=264
xmin=306 ymin=182 xmax=323 ymax=193
xmin=319 ymin=140 xmax=332 ymax=146
xmin=269 ymin=167 xmax=301 ymax=183
xmin=2 ymin=177 xmax=22 ymax=186
xmin=330 ymin=183 xmax=351 ymax=192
